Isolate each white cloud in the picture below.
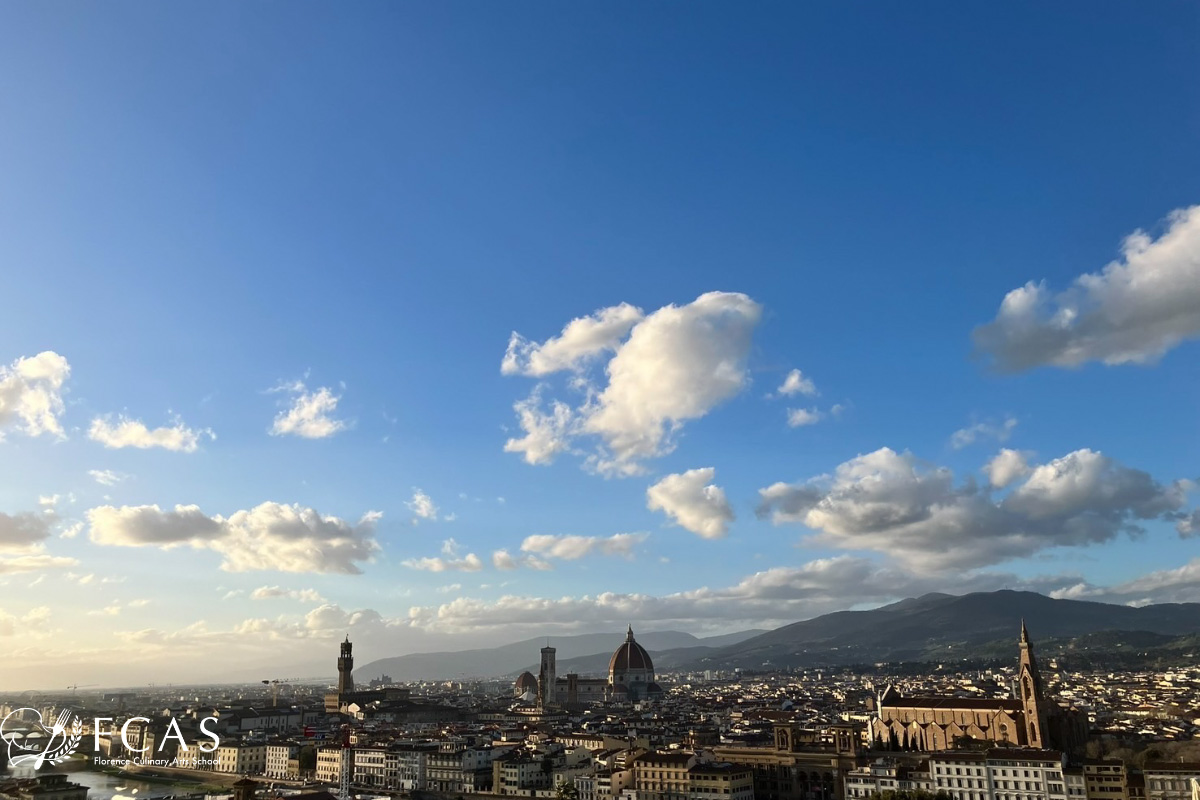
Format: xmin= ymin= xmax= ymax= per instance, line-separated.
xmin=646 ymin=468 xmax=735 ymax=539
xmin=776 ymin=369 xmax=817 ymax=397
xmin=0 ymin=606 xmax=53 ymax=637
xmin=88 ymin=469 xmax=127 ymax=486
xmin=1176 ymin=509 xmax=1200 ymax=538
xmin=786 ymin=407 xmax=823 ymax=427
xmin=974 ymin=205 xmax=1200 ymax=371
xmin=984 ymin=448 xmax=1033 ymax=488
xmin=88 ymin=604 xmax=122 ymax=617
xmin=406 ymin=489 xmax=439 ymax=522
xmin=86 ymin=502 xmax=381 ymax=574
xmin=89 ymin=415 xmax=213 ymax=452
xmin=403 ymin=555 xmax=1063 ymax=634
xmin=502 ymin=303 xmax=644 ymax=376
xmin=0 ymin=555 xmax=78 ymax=575
xmin=757 ymin=447 xmax=1190 ymax=571
xmin=519 ymin=532 xmax=645 ymax=560
xmin=503 ymin=390 xmax=574 ymax=466
xmin=492 ymin=549 xmax=553 ymax=571
xmin=502 ymin=292 xmax=763 ymax=476
xmin=270 ymin=380 xmax=348 ymax=439
xmin=0 ymin=512 xmax=53 ymax=554
xmin=250 ymin=586 xmax=326 ymax=603
xmin=950 ymin=416 xmax=1018 ymax=449
xmin=0 ymin=351 xmax=70 ymax=441
xmin=402 ymin=539 xmax=484 ymax=572
xmin=1045 ymin=559 xmax=1200 ymax=606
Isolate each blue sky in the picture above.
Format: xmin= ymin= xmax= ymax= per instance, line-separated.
xmin=0 ymin=1 xmax=1197 ymax=688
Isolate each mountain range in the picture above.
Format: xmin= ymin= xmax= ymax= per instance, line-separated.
xmin=356 ymin=629 xmax=766 ymax=682
xmin=356 ymin=591 xmax=1200 ymax=682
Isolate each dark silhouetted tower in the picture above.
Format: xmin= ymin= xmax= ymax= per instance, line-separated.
xmin=338 ymin=635 xmax=354 ymax=694
xmin=538 ymin=644 xmax=556 ymax=709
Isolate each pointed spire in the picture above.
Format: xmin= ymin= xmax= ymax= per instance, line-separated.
xmin=1020 ymin=619 xmax=1030 ymax=644
xmin=626 ymin=624 xmax=635 ymax=641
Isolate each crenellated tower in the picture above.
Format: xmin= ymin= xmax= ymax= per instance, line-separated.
xmin=338 ymin=635 xmax=355 ymax=694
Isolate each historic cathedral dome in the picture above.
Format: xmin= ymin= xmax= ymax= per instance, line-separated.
xmin=606 ymin=626 xmax=662 ymax=702
xmin=514 ymin=670 xmax=538 ymax=697
xmin=609 ymin=625 xmax=654 ymax=673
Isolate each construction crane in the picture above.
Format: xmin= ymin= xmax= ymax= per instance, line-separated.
xmin=339 ymin=724 xmax=353 ymax=800
xmin=67 ymin=684 xmax=98 ymax=695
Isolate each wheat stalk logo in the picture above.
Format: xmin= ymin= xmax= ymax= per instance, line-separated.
xmin=2 ymin=708 xmax=84 ymax=769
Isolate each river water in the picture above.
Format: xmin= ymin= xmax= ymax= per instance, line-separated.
xmin=3 ymin=760 xmax=222 ymax=800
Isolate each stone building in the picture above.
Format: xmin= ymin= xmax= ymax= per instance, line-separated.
xmin=323 ymin=636 xmax=411 ymax=714
xmin=711 ymin=723 xmax=861 ymax=800
xmin=870 ymin=624 xmax=1088 ymax=755
xmin=522 ymin=626 xmax=662 ymax=710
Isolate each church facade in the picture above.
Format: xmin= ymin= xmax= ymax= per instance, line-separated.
xmin=869 ymin=624 xmax=1087 ymax=755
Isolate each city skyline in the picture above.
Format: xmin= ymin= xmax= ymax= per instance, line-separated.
xmin=1 ymin=2 xmax=1199 ymax=689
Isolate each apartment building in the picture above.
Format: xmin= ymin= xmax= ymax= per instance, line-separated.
xmin=688 ymin=763 xmax=754 ymax=800
xmin=930 ymin=750 xmax=1069 ymax=800
xmin=1143 ymin=764 xmax=1200 ymax=800
xmin=266 ymin=742 xmax=301 ymax=779
xmin=214 ymin=743 xmax=267 ymax=775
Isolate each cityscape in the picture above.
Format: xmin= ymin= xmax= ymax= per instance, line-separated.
xmin=3 ymin=603 xmax=1199 ymax=800
xmin=1 ymin=6 xmax=1198 ymax=800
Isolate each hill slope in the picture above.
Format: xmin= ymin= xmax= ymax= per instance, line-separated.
xmin=679 ymin=590 xmax=1200 ymax=670
xmin=356 ymin=629 xmax=764 ymax=681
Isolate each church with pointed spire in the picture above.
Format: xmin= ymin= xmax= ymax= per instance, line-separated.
xmin=868 ymin=624 xmax=1088 ymax=755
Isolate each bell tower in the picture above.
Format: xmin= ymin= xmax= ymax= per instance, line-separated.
xmin=1017 ymin=621 xmax=1049 ymax=748
xmin=538 ymin=643 xmax=557 ymax=710
xmin=338 ymin=635 xmax=355 ymax=694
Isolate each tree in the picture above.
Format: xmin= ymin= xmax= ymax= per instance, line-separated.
xmin=556 ymin=780 xmax=579 ymax=800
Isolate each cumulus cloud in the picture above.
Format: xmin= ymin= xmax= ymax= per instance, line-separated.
xmin=974 ymin=205 xmax=1200 ymax=371
xmin=403 ymin=539 xmax=484 ymax=572
xmin=1176 ymin=509 xmax=1200 ymax=538
xmin=403 ymin=555 xmax=1069 ymax=634
xmin=89 ymin=469 xmax=126 ymax=486
xmin=502 ymin=303 xmax=644 ymax=376
xmin=646 ymin=468 xmax=735 ymax=539
xmin=984 ymin=448 xmax=1033 ymax=488
xmin=405 ymin=489 xmax=439 ymax=522
xmin=757 ymin=447 xmax=1190 ymax=571
xmin=491 ymin=549 xmax=553 ymax=571
xmin=270 ymin=380 xmax=348 ymax=439
xmin=787 ymin=408 xmax=823 ymax=427
xmin=0 ymin=606 xmax=52 ymax=637
xmin=950 ymin=416 xmax=1018 ymax=449
xmin=502 ymin=292 xmax=763 ymax=476
xmin=250 ymin=586 xmax=326 ymax=603
xmin=776 ymin=369 xmax=817 ymax=397
xmin=89 ymin=415 xmax=214 ymax=452
xmin=519 ymin=532 xmax=645 ymax=560
xmin=1046 ymin=559 xmax=1200 ymax=607
xmin=0 ymin=351 xmax=70 ymax=441
xmin=503 ymin=390 xmax=574 ymax=466
xmin=0 ymin=512 xmax=53 ymax=553
xmin=86 ymin=502 xmax=381 ymax=573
